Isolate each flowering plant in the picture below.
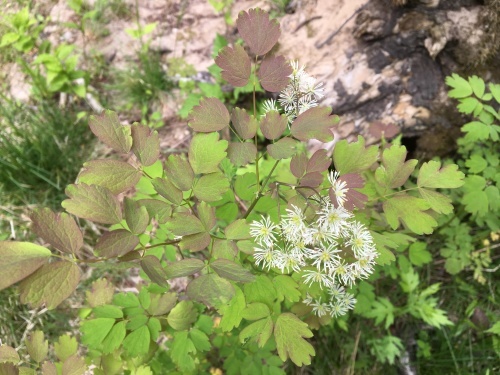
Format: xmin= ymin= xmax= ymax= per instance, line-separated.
xmin=0 ymin=8 xmax=466 ymax=373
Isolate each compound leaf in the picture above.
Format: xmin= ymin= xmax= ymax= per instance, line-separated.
xmin=231 ymin=107 xmax=257 ymax=139
xmin=227 ymin=142 xmax=257 ymax=167
xmin=418 ymin=188 xmax=454 ymax=215
xmin=164 ymin=154 xmax=194 ymax=191
xmin=273 ymin=275 xmax=301 ymax=303
xmin=167 ymin=300 xmax=197 ymax=330
xmin=193 ymin=172 xmax=230 ymax=202
xmin=211 ymin=259 xmax=255 ymax=283
xmin=417 ymin=160 xmax=465 ymax=189
xmin=89 ymin=110 xmax=132 ymax=154
xmin=122 ymin=325 xmax=150 ymax=357
xmin=62 ymin=184 xmax=122 ymax=225
xmin=188 ymin=132 xmax=228 ymax=174
xmin=131 ymin=124 xmax=160 ymax=166
xmin=375 ymin=145 xmax=417 ymax=189
xmin=240 ymin=317 xmax=273 ymax=347
xmin=383 ymin=194 xmax=437 ymax=235
xmin=261 ymin=110 xmax=287 ymax=140
xmin=333 ymin=136 xmax=378 ymax=174
xmin=166 ymin=213 xmax=205 ymax=236
xmin=215 ymin=44 xmax=251 ymax=87
xmin=20 ymin=261 xmax=81 ymax=309
xmin=30 ymin=208 xmax=83 ymax=256
xmin=446 ymin=73 xmax=473 ymax=98
xmin=62 ymin=354 xmax=86 ymax=375
xmin=179 ymin=232 xmax=211 ymax=252
xmin=124 ymin=198 xmax=149 ymax=235
xmin=219 ymin=286 xmax=246 ymax=332
xmin=188 ymin=97 xmax=230 ymax=132
xmin=258 ymin=55 xmax=292 ymax=92
xmin=236 ymin=8 xmax=281 ymax=56
xmin=267 ymin=137 xmax=298 ymax=160
xmin=94 ymin=229 xmax=139 ymax=258
xmin=54 ymin=334 xmax=78 ymax=362
xmin=187 ymin=274 xmax=235 ymax=308
xmin=78 ymin=160 xmax=141 ymax=195
xmin=225 ymin=219 xmax=251 ymax=240
xmin=274 ymin=313 xmax=315 ymax=366
xmin=170 ymin=331 xmax=196 ymax=373
xmin=101 ymin=321 xmax=126 ymax=354
xmin=290 ymin=106 xmax=338 ymax=143
xmin=25 ymin=331 xmax=48 ymax=363
xmin=165 ymin=259 xmax=205 ymax=279
xmin=151 ymin=177 xmax=183 ymax=205
xmin=140 ymin=255 xmax=168 ymax=287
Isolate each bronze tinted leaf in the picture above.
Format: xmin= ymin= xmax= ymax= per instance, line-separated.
xmin=306 ymin=149 xmax=330 ymax=173
xmin=165 ymin=259 xmax=205 ymax=279
xmin=25 ymin=330 xmax=48 ymax=363
xmin=187 ymin=274 xmax=235 ymax=307
xmin=30 ymin=208 xmax=83 ymax=255
xmin=261 ymin=111 xmax=288 ymax=140
xmin=141 ymin=255 xmax=168 ymax=287
xmin=258 ymin=55 xmax=291 ymax=92
xmin=193 ymin=172 xmax=230 ymax=202
xmin=227 ymin=142 xmax=257 ymax=166
xmin=138 ymin=199 xmax=172 ymax=224
xmin=166 ymin=213 xmax=205 ymax=236
xmin=89 ymin=110 xmax=132 ymax=154
xmin=197 ymin=202 xmax=216 ymax=232
xmin=131 ymin=124 xmax=160 ymax=166
xmin=188 ymin=97 xmax=230 ymax=132
xmin=179 ymin=232 xmax=211 ymax=252
xmin=62 ymin=355 xmax=86 ymax=375
xmin=215 ymin=44 xmax=251 ymax=87
xmin=78 ymin=160 xmax=141 ymax=195
xmin=94 ymin=229 xmax=139 ymax=258
xmin=152 ymin=177 xmax=183 ymax=205
xmin=164 ymin=154 xmax=194 ymax=191
xmin=124 ymin=198 xmax=149 ymax=234
xmin=267 ymin=137 xmax=298 ymax=160
xmin=300 ymin=172 xmax=323 ymax=188
xmin=19 ymin=261 xmax=81 ymax=309
xmin=0 ymin=242 xmax=51 ymax=291
xmin=236 ymin=8 xmax=281 ymax=56
xmin=211 ymin=259 xmax=255 ymax=283
xmin=62 ymin=184 xmax=122 ymax=225
xmin=0 ymin=345 xmax=19 ymax=364
xmin=290 ymin=153 xmax=307 ymax=178
xmin=290 ymin=106 xmax=339 ymax=142
xmin=231 ymin=107 xmax=258 ymax=139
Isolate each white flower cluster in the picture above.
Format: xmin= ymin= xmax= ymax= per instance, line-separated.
xmin=262 ymin=61 xmax=324 ymax=122
xmin=250 ymin=187 xmax=377 ymax=318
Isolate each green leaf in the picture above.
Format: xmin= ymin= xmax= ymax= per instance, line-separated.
xmin=219 ymin=286 xmax=246 ymax=332
xmin=164 ymin=154 xmax=194 ymax=191
xmin=193 ymin=172 xmax=230 ymax=202
xmin=20 ymin=261 xmax=80 ymax=309
xmin=179 ymin=232 xmax=211 ymax=252
xmin=93 ymin=305 xmax=123 ymax=319
xmin=212 ymin=239 xmax=238 ymax=260
xmin=290 ymin=106 xmax=338 ymax=143
xmin=231 ymin=107 xmax=257 ymax=139
xmin=408 ymin=242 xmax=432 ymax=266
xmin=126 ymin=314 xmax=148 ymax=331
xmin=187 ymin=273 xmax=235 ymax=307
xmin=165 ymin=259 xmax=205 ymax=279
xmin=147 ymin=318 xmax=162 ymax=341
xmin=131 ymin=124 xmax=160 ymax=166
xmin=190 ymin=328 xmax=210 ymax=352
xmin=0 ymin=241 xmax=51 ymax=290
xmin=267 ymin=137 xmax=298 ymax=160
xmin=366 ymin=297 xmax=395 ymax=329
xmin=102 ymin=321 xmax=126 ymax=354
xmin=240 ymin=317 xmax=273 ymax=347
xmin=54 ymin=335 xmax=78 ymax=362
xmin=234 ymin=173 xmax=258 ymax=201
xmin=446 ymin=73 xmax=473 ymax=98
xmin=89 ymin=110 xmax=132 ymax=154
xmin=485 ymin=185 xmax=500 ymax=211
xmin=489 ymin=83 xmax=500 ymax=103
xmin=147 ymin=292 xmax=177 ymax=316
xmin=151 ymin=177 xmax=183 ymax=205
xmin=457 ymin=97 xmax=480 ymax=114
xmin=140 ymin=255 xmax=168 ymax=287
xmin=95 ymin=229 xmax=139 ymax=258
xmin=170 ymin=331 xmax=196 ymax=373
xmin=258 ymin=55 xmax=292 ymax=92
xmin=461 ymin=121 xmax=490 ymax=141
xmin=78 ymin=160 xmax=141 ymax=195
xmin=188 ymin=132 xmax=228 ymax=174
xmin=418 ymin=188 xmax=454 ymax=215
xmin=211 ymin=259 xmax=255 ymax=283
xmin=188 ymin=97 xmax=230 ymax=132
xmin=244 ymin=275 xmax=276 ymax=307
xmin=369 ymin=335 xmax=403 ymax=365
xmin=465 ymin=154 xmax=488 ymax=173
xmin=124 ymin=198 xmax=149 ymax=235
xmin=215 ymin=44 xmax=251 ymax=87
xmin=62 ymin=184 xmax=122 ymax=225
xmin=122 ymin=325 xmax=150 ymax=357
xmin=80 ymin=318 xmax=116 ymax=349
xmin=261 ymin=111 xmax=288 ymax=140
xmin=30 ymin=208 xmax=83 ymax=255
xmin=468 ymin=75 xmax=485 ymax=98
xmin=273 ymin=275 xmax=301 ymax=303
xmin=166 ymin=213 xmax=205 ymax=236
xmin=274 ymin=313 xmax=315 ymax=366
xmin=486 ymin=321 xmax=500 ymax=335
xmin=198 ymin=201 xmax=216 ymax=232
xmin=375 ymin=144 xmax=417 ymax=189
xmin=418 ymin=160 xmax=465 ymax=188
xmin=0 ymin=345 xmax=20 ymax=364
xmin=86 ymin=279 xmax=115 ymax=308
xmin=383 ymin=194 xmax=437 ymax=235
xmin=462 ymin=190 xmax=489 ymax=216
xmin=242 ymin=302 xmax=270 ymax=320
xmin=25 ymin=331 xmax=48 ymax=363
xmin=333 ymin=136 xmax=378 ymax=174
xmin=138 ymin=199 xmax=172 ymax=224
xmin=236 ymin=8 xmax=281 ymax=55
xmin=168 ymin=300 xmax=197 ymax=330
xmin=225 ymin=219 xmax=251 ymax=240
xmin=227 ymin=142 xmax=257 ymax=167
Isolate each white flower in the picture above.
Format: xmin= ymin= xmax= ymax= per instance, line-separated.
xmin=250 ymin=216 xmax=278 ymax=246
xmin=302 ymin=269 xmax=333 ymax=289
xmin=307 ymin=244 xmax=341 ymax=272
xmin=346 ymin=221 xmax=374 ymax=257
xmin=297 ymin=95 xmax=318 ymax=114
xmin=309 ymin=297 xmax=330 ymax=317
xmin=253 ymin=247 xmax=278 ymax=270
xmin=329 ymin=301 xmax=348 ymax=317
xmin=328 ymin=171 xmax=349 ymax=207
xmin=339 ymin=292 xmax=357 ymax=310
xmin=262 ymin=99 xmax=280 ymax=115
xmin=328 ymin=284 xmax=346 ymax=300
xmin=316 ymin=204 xmax=352 ymax=236
xmin=281 ymin=205 xmax=307 ymax=242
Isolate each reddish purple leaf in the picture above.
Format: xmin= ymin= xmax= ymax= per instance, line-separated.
xmin=236 ymin=8 xmax=281 ymax=56
xmin=231 ymin=107 xmax=258 ymax=139
xmin=258 ymin=55 xmax=292 ymax=92
xmin=188 ymin=97 xmax=230 ymax=132
xmin=95 ymin=229 xmax=140 ymax=258
xmin=300 ymin=172 xmax=323 ymax=188
xmin=131 ymin=125 xmax=160 ymax=166
xmin=290 ymin=153 xmax=308 ymax=178
xmin=260 ymin=111 xmax=288 ymax=140
xmin=227 ymin=142 xmax=257 ymax=166
xmin=306 ymin=149 xmax=330 ymax=173
xmin=290 ymin=106 xmax=339 ymax=142
xmin=215 ymin=45 xmax=251 ymax=87
xmin=329 ymin=173 xmax=367 ymax=211
xmin=89 ymin=110 xmax=132 ymax=154
xmin=368 ymin=121 xmax=399 ymax=140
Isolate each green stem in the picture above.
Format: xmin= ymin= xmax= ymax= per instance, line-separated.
xmin=243 ymin=159 xmax=280 ymax=218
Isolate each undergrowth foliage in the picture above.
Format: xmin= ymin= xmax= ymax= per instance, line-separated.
xmin=0 ymin=8 xmax=467 ymax=373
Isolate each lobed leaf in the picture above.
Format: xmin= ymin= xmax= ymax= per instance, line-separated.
xmin=25 ymin=331 xmax=48 ymax=363
xmin=62 ymin=354 xmax=86 ymax=375
xmin=333 ymin=136 xmax=378 ymax=174
xmin=170 ymin=331 xmax=196 ymax=373
xmin=239 ymin=317 xmax=273 ymax=347
xmin=20 ymin=261 xmax=81 ymax=309
xmin=187 ymin=273 xmax=235 ymax=308
xmin=152 ymin=177 xmax=183 ymax=205
xmin=231 ymin=107 xmax=258 ymax=139
xmin=306 ymin=149 xmax=330 ymax=173
xmin=188 ymin=132 xmax=228 ymax=174
xmin=167 ymin=300 xmax=197 ymax=330
xmin=0 ymin=345 xmax=20 ymax=364
xmin=95 ymin=229 xmax=139 ymax=259
xmin=30 ymin=208 xmax=83 ymax=256
xmin=131 ymin=124 xmax=160 ymax=166
xmin=62 ymin=184 xmax=122 ymax=225
xmin=274 ymin=313 xmax=315 ymax=366
xmin=227 ymin=142 xmax=257 ymax=167
xmin=85 ymin=279 xmax=115 ymax=308
xmin=219 ymin=286 xmax=246 ymax=332
xmin=89 ymin=110 xmax=132 ymax=154
xmin=290 ymin=106 xmax=338 ymax=143
xmin=193 ymin=172 xmax=230 ymax=202
xmin=0 ymin=241 xmax=51 ymax=290
xmin=215 ymin=44 xmax=251 ymax=87
xmin=260 ymin=110 xmax=288 ymax=140
xmin=375 ymin=144 xmax=417 ymax=189
xmin=290 ymin=152 xmax=308 ymax=178
xmin=242 ymin=302 xmax=271 ymax=321
xmin=383 ymin=194 xmax=437 ymax=235
xmin=417 ymin=160 xmax=465 ymax=189
xmin=446 ymin=73 xmax=473 ymax=98
xmin=78 ymin=160 xmax=141 ymax=195
xmin=258 ymin=55 xmax=292 ymax=92
xmin=236 ymin=8 xmax=281 ymax=56
xmin=418 ymin=188 xmax=454 ymax=214
xmin=267 ymin=137 xmax=298 ymax=160
xmin=54 ymin=335 xmax=78 ymax=362
xmin=188 ymin=97 xmax=230 ymax=132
